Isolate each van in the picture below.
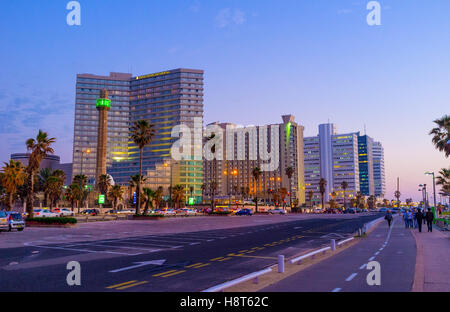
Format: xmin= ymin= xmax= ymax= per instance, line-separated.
xmin=0 ymin=210 xmax=8 ymax=231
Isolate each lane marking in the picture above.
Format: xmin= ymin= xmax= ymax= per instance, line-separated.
xmin=210 ymin=257 xmax=224 ymax=261
xmin=346 ymin=273 xmax=358 ymax=281
xmin=185 ymin=263 xmax=203 ymax=268
xmin=161 ymin=270 xmax=186 ymax=278
xmin=375 ymin=251 xmax=380 ymax=255
xmin=116 ymin=281 xmax=148 ymax=290
xmin=359 ymin=263 xmax=367 ymax=270
xmin=332 ymin=288 xmax=342 ymax=292
xmin=153 ymin=270 xmax=177 ymax=277
xmin=368 ymin=256 xmax=375 ymax=261
xmin=193 ymin=263 xmax=211 ymax=269
xmin=106 ymin=280 xmax=138 ymax=289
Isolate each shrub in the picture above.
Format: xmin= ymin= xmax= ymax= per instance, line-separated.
xmin=26 ymin=217 xmax=77 ymax=225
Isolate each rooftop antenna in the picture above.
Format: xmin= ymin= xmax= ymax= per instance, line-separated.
xmin=364 ymin=124 xmax=367 ymax=135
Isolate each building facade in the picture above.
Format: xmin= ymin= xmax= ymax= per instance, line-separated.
xmin=358 ymin=135 xmax=375 ymax=196
xmin=72 ymin=69 xmax=204 ymax=203
xmin=203 ymin=115 xmax=305 ymax=206
xmin=372 ymin=141 xmax=386 ymax=197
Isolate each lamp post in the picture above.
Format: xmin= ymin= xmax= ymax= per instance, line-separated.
xmin=79 ymin=148 xmax=91 ymax=214
xmin=419 ymin=184 xmax=427 ymax=209
xmin=223 ymin=166 xmax=238 ymax=210
xmin=425 ymin=172 xmax=437 ymax=210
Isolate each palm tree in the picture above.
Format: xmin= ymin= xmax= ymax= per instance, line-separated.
xmin=172 ymin=185 xmax=185 ymax=209
xmin=356 ymin=191 xmax=364 ymax=208
xmin=143 ymin=188 xmax=156 ymax=215
xmin=154 ymin=186 xmax=164 ymax=210
xmin=129 ymin=174 xmax=147 ymax=208
xmin=367 ymin=195 xmax=376 ymax=209
xmin=130 ymin=120 xmax=155 ymax=215
xmin=189 ymin=186 xmax=194 ymax=203
xmin=341 ymin=181 xmax=348 ymax=209
xmin=108 ymin=185 xmax=124 ymax=211
xmin=307 ymin=190 xmax=314 ymax=210
xmin=65 ymin=184 xmax=80 ymax=211
xmin=252 ymin=167 xmax=262 ymax=213
xmin=25 ymin=130 xmax=56 ymax=217
xmin=1 ymin=160 xmax=26 ymax=211
xmin=319 ymin=178 xmax=327 ymax=210
xmin=73 ymin=174 xmax=87 ymax=210
xmin=285 ymin=167 xmax=294 ymax=208
xmin=210 ymin=181 xmax=218 ymax=212
xmin=47 ymin=170 xmax=66 ymax=209
xmin=278 ymin=187 xmax=288 ymax=209
xmin=201 ymin=183 xmax=207 ymax=203
xmin=429 ymin=115 xmax=450 ymax=157
xmin=98 ymin=174 xmax=112 ymax=196
xmin=38 ymin=168 xmax=53 ymax=207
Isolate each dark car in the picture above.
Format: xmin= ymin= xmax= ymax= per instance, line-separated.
xmin=235 ymin=208 xmax=253 ymax=216
xmin=82 ymin=209 xmax=100 ymax=216
xmin=346 ymin=208 xmax=356 ymax=214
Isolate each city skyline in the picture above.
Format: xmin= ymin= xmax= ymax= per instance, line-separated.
xmin=0 ymin=0 xmax=449 ymax=202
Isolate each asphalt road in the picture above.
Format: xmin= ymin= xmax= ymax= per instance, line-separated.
xmin=0 ymin=214 xmax=381 ymax=292
xmin=262 ymin=215 xmax=416 ymax=292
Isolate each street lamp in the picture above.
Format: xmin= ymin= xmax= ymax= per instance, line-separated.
xmin=223 ymin=167 xmax=238 ymax=210
xmin=79 ymin=148 xmax=91 ymax=213
xmin=418 ymin=184 xmax=428 ymax=209
xmin=164 ymin=160 xmax=179 ymax=209
xmin=425 ymin=172 xmax=437 ymax=210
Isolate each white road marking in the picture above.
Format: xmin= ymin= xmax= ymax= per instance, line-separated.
xmin=109 ymin=259 xmax=166 ymax=273
xmin=189 ymin=242 xmax=200 ymax=245
xmin=368 ymin=256 xmax=375 ymax=261
xmin=346 ymin=273 xmax=358 ymax=282
xmin=332 ymin=288 xmax=342 ymax=292
xmin=375 ymin=251 xmax=380 ymax=255
xmin=359 ymin=263 xmax=367 ymax=270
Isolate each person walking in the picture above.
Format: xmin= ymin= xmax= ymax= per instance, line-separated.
xmin=415 ymin=208 xmax=424 ymax=233
xmin=425 ymin=208 xmax=434 ymax=232
xmin=413 ymin=209 xmax=418 ymax=228
xmin=385 ymin=210 xmax=393 ymax=228
xmin=403 ymin=210 xmax=409 ymax=229
xmin=406 ymin=210 xmax=413 ymax=228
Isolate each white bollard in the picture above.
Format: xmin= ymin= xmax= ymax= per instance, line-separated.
xmin=331 ymin=239 xmax=336 ymax=251
xmin=278 ymin=255 xmax=285 ymax=273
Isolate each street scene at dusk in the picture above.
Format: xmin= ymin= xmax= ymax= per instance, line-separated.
xmin=0 ymin=0 xmax=449 ymax=307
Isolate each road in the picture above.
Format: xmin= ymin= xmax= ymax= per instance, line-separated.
xmin=261 ymin=215 xmax=416 ymax=292
xmin=0 ymin=214 xmax=381 ymax=292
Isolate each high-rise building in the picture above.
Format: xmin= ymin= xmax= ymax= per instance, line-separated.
xmin=72 ymin=69 xmax=204 ymax=203
xmin=304 ymin=124 xmax=360 ymax=205
xmin=358 ymin=135 xmax=375 ymax=196
xmin=372 ymin=141 xmax=386 ymax=197
xmin=203 ymin=115 xmax=305 ymax=206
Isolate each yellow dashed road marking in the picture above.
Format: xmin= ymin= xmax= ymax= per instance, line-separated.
xmin=153 ymin=270 xmax=177 ymax=277
xmin=161 ymin=270 xmax=186 ymax=278
xmin=106 ymin=280 xmax=138 ymax=289
xmin=116 ymin=281 xmax=148 ymax=290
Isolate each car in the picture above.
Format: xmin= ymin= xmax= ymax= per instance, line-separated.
xmin=235 ymin=208 xmax=253 ymax=216
xmin=33 ymin=209 xmax=59 ymax=218
xmin=180 ymin=208 xmax=196 ymax=215
xmin=6 ymin=212 xmax=25 ymax=232
xmin=269 ymin=208 xmax=286 ymax=215
xmin=81 ymin=209 xmax=100 ymax=216
xmin=105 ymin=209 xmax=118 ymax=214
xmin=117 ymin=209 xmax=134 ymax=214
xmin=162 ymin=209 xmax=176 ymax=215
xmin=0 ymin=210 xmax=9 ymax=231
xmin=54 ymin=208 xmax=75 ymax=217
xmin=345 ymin=208 xmax=356 ymax=214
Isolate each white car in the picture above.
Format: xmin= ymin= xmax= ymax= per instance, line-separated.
xmin=181 ymin=209 xmax=196 ymax=215
xmin=33 ymin=209 xmax=59 ymax=218
xmin=117 ymin=210 xmax=135 ymax=214
xmin=54 ymin=208 xmax=75 ymax=217
xmin=162 ymin=209 xmax=176 ymax=215
xmin=269 ymin=208 xmax=287 ymax=215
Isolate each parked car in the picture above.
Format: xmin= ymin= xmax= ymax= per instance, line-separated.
xmin=34 ymin=209 xmax=59 ymax=218
xmin=54 ymin=208 xmax=75 ymax=217
xmin=105 ymin=209 xmax=118 ymax=214
xmin=269 ymin=208 xmax=286 ymax=215
xmin=161 ymin=209 xmax=176 ymax=215
xmin=117 ymin=209 xmax=135 ymax=214
xmin=345 ymin=208 xmax=356 ymax=214
xmin=180 ymin=208 xmax=196 ymax=215
xmin=0 ymin=210 xmax=9 ymax=231
xmin=81 ymin=209 xmax=100 ymax=216
xmin=235 ymin=208 xmax=253 ymax=216
xmin=6 ymin=212 xmax=25 ymax=231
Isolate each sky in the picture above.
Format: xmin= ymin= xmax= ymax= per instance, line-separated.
xmin=0 ymin=0 xmax=448 ymax=201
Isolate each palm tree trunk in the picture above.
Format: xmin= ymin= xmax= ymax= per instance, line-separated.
xmin=26 ymin=173 xmax=34 ymax=218
xmin=137 ymin=148 xmax=143 ymax=215
xmin=8 ymin=192 xmax=13 ymax=211
xmin=321 ymin=193 xmax=324 ymax=210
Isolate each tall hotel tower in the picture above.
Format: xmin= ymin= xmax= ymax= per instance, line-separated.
xmin=72 ymin=69 xmax=204 ymax=202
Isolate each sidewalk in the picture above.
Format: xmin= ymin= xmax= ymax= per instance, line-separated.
xmin=411 ymin=226 xmax=450 ymax=292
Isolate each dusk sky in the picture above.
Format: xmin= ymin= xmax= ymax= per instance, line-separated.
xmin=0 ymin=0 xmax=448 ymax=201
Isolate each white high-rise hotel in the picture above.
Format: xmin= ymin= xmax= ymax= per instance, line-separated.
xmin=304 ymin=123 xmax=385 ymax=205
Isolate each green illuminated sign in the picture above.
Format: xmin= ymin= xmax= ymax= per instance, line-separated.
xmin=98 ymin=195 xmax=106 ymax=204
xmin=188 ymin=197 xmax=195 ymax=206
xmin=286 ymin=122 xmax=292 ymax=149
xmin=96 ymin=98 xmax=111 ymax=108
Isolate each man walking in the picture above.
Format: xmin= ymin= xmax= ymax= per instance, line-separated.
xmin=385 ymin=210 xmax=393 ymax=228
xmin=425 ymin=208 xmax=434 ymax=232
xmin=415 ymin=208 xmax=424 ymax=233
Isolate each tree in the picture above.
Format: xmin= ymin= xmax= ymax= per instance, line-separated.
xmin=1 ymin=160 xmax=26 ymax=211
xmin=356 ymin=191 xmax=364 ymax=208
xmin=98 ymin=174 xmax=112 ymax=196
xmin=65 ymin=184 xmax=80 ymax=211
xmin=210 ymin=181 xmax=217 ymax=212
xmin=73 ymin=174 xmax=87 ymax=209
xmin=108 ymin=185 xmax=124 ymax=211
xmin=129 ymin=174 xmax=147 ymax=208
xmin=307 ymin=190 xmax=314 ymax=209
xmin=341 ymin=181 xmax=348 ymax=209
xmin=37 ymin=168 xmax=53 ymax=207
xmin=25 ymin=130 xmax=56 ymax=217
xmin=143 ymin=188 xmax=155 ymax=215
xmin=319 ymin=178 xmax=327 ymax=210
xmin=46 ymin=170 xmax=66 ymax=209
xmin=429 ymin=115 xmax=450 ymax=157
xmin=201 ymin=183 xmax=206 ymax=203
xmin=278 ymin=187 xmax=288 ymax=209
xmin=367 ymin=195 xmax=376 ymax=209
xmin=172 ymin=185 xmax=185 ymax=209
xmin=285 ymin=167 xmax=294 ymax=208
xmin=252 ymin=167 xmax=262 ymax=213
xmin=130 ymin=120 xmax=155 ymax=215
xmin=154 ymin=186 xmax=164 ymax=210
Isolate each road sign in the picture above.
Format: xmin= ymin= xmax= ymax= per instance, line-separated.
xmin=188 ymin=197 xmax=195 ymax=205
xmin=98 ymin=195 xmax=105 ymax=204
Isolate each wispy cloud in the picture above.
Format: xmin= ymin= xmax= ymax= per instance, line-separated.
xmin=0 ymin=87 xmax=74 ymax=163
xmin=215 ymin=8 xmax=246 ymax=28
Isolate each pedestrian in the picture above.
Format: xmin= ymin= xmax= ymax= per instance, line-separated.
xmin=385 ymin=210 xmax=393 ymax=228
xmin=415 ymin=208 xmax=424 ymax=233
xmin=413 ymin=209 xmax=418 ymax=229
xmin=425 ymin=208 xmax=434 ymax=232
xmin=403 ymin=210 xmax=409 ymax=229
xmin=406 ymin=210 xmax=413 ymax=228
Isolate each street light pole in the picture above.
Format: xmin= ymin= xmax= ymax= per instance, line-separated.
xmin=425 ymin=172 xmax=437 ymax=210
xmin=78 ymin=149 xmax=90 ymax=214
